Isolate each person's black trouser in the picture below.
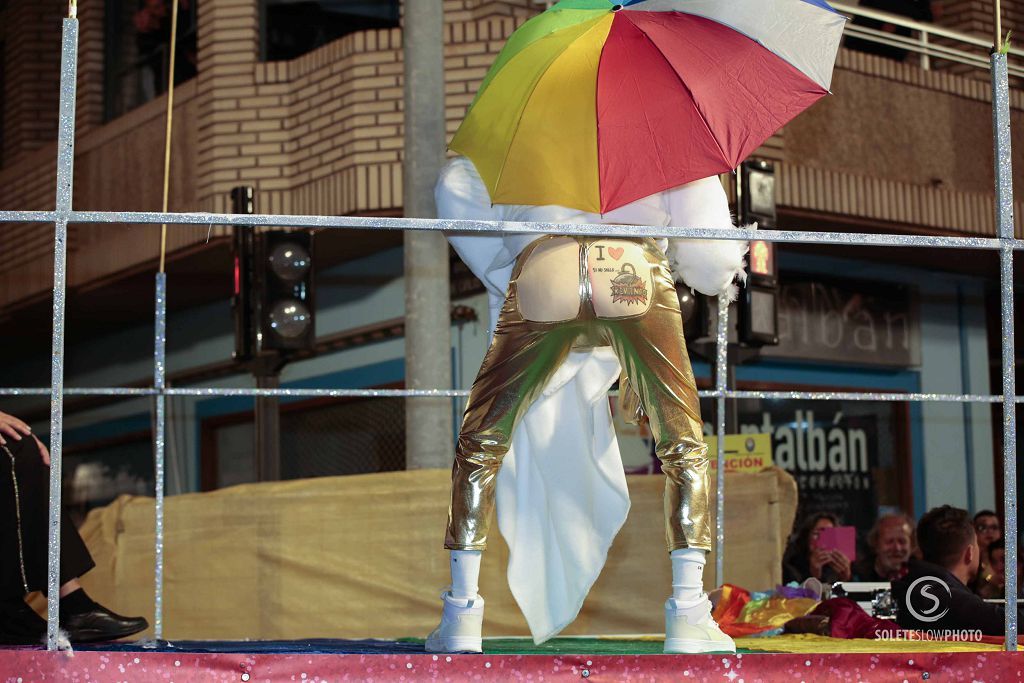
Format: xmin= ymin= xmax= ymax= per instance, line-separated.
xmin=0 ymin=435 xmax=94 ymax=600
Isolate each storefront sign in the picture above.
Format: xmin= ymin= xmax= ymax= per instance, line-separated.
xmin=762 ymin=275 xmax=920 ymax=367
xmin=705 ymin=433 xmax=774 ymax=472
xmin=704 ymin=403 xmax=885 ymax=533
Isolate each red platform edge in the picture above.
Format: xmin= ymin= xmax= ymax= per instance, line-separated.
xmin=2 ymin=649 xmax=1023 ymax=682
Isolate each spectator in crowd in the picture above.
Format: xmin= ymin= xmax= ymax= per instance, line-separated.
xmin=972 ymin=509 xmax=1002 ymax=596
xmin=854 ymin=513 xmax=915 ymax=582
xmin=845 ymin=0 xmax=943 ymax=62
xmin=977 ymin=539 xmax=1006 ymax=599
xmin=892 ymin=505 xmax=1019 ymax=635
xmin=0 ymin=411 xmax=148 ymax=644
xmin=974 ymin=510 xmax=1002 ymax=552
xmin=978 ymin=539 xmax=1023 ymax=600
xmin=783 ymin=512 xmax=853 ymax=585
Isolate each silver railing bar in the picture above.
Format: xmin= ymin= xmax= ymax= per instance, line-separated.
xmin=3 ymin=386 xmax=1023 ymax=403
xmin=0 ymin=210 xmax=1021 ymax=248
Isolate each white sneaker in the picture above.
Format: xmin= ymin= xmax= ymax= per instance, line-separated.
xmin=664 ymin=595 xmax=737 ymax=654
xmin=425 ymin=591 xmax=484 ymax=653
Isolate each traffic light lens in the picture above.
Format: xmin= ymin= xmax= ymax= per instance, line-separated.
xmin=269 ymin=242 xmax=311 ymax=282
xmin=269 ymin=300 xmax=311 ymax=338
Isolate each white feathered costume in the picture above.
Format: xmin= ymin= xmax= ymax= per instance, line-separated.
xmin=436 ymin=156 xmax=748 ymax=643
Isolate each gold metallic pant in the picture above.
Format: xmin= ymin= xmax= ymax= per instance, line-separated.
xmin=445 ymin=236 xmax=712 ymax=553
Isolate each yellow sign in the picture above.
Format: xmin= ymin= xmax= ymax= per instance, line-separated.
xmin=705 ymin=433 xmax=774 ymax=473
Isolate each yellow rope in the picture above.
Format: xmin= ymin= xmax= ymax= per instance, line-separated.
xmin=68 ymin=0 xmax=77 ymax=19
xmin=995 ymin=0 xmax=1002 ymax=49
xmin=159 ymin=0 xmax=181 ymax=274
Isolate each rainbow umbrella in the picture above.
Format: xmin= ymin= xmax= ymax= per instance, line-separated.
xmin=450 ymin=0 xmax=846 ymax=213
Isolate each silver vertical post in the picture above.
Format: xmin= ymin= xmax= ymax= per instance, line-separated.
xmin=991 ymin=50 xmax=1017 ymax=651
xmin=46 ymin=16 xmax=79 ymax=651
xmin=714 ymin=294 xmax=729 ymax=586
xmin=152 ymin=273 xmax=167 ymax=641
xmin=402 ymin=0 xmax=452 ymax=469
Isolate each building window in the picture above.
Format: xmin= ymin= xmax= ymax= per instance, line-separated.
xmin=104 ymin=0 xmax=199 ymax=121
xmin=201 ymin=394 xmax=406 ymax=490
xmin=260 ymin=0 xmax=400 ymax=62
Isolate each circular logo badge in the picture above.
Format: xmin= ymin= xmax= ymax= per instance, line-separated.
xmin=905 ymin=575 xmax=951 ymax=623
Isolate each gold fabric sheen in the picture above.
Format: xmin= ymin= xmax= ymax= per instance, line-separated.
xmin=445 ymin=235 xmax=711 ymax=553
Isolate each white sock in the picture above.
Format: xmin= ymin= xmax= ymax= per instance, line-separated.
xmin=449 ymin=550 xmax=482 ymax=600
xmin=671 ymin=548 xmax=706 ymax=603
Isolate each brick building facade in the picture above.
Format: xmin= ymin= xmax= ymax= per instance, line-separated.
xmin=0 ymin=0 xmax=1021 ymax=312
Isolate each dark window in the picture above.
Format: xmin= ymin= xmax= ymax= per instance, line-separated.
xmin=104 ymin=0 xmax=199 ymax=121
xmin=202 ymin=395 xmax=406 ymax=490
xmin=260 ymin=0 xmax=399 ymax=62
xmin=0 ymin=40 xmax=5 ymax=168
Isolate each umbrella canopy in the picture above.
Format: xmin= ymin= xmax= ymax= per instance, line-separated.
xmin=450 ymin=0 xmax=846 ymax=213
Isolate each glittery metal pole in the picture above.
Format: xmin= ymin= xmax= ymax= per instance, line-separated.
xmin=992 ymin=51 xmax=1017 ymax=651
xmin=2 ymin=386 xmax=1023 ymax=402
xmin=46 ymin=16 xmax=79 ymax=651
xmin=714 ymin=294 xmax=729 ymax=586
xmin=152 ymin=273 xmax=167 ymax=641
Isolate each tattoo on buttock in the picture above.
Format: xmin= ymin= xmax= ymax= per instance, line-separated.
xmin=609 ymin=263 xmax=648 ymax=305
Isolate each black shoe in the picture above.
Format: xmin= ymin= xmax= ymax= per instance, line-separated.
xmin=0 ymin=599 xmax=47 ymax=646
xmin=61 ymin=605 xmax=148 ymax=643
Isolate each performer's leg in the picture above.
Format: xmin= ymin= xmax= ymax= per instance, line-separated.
xmin=444 ymin=299 xmax=578 ymax=551
xmin=429 ymin=254 xmax=580 ymax=653
xmin=671 ymin=547 xmax=706 ymax=602
xmin=602 ymin=263 xmax=710 ymax=554
xmin=449 ymin=549 xmax=482 ymax=599
xmin=600 ymin=244 xmax=733 ymax=653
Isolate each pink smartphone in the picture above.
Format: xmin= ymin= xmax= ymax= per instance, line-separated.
xmin=816 ymin=525 xmax=856 ymax=561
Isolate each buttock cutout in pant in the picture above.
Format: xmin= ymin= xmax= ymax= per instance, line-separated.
xmin=515 ymin=238 xmax=655 ymax=322
xmin=445 ymin=235 xmax=712 ymax=554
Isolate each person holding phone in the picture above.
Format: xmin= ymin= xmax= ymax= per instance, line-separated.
xmin=783 ymin=512 xmax=853 ymax=584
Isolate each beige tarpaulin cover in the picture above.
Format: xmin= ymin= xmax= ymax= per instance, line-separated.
xmin=71 ymin=468 xmax=796 ymax=640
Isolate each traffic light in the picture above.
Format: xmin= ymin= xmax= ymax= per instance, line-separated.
xmin=256 ymin=231 xmax=315 ymax=352
xmin=231 ymin=187 xmax=316 ymax=359
xmin=737 ymin=161 xmax=780 ymax=347
xmin=232 ymin=187 xmax=255 ymax=361
xmin=738 ymin=159 xmax=777 ymax=229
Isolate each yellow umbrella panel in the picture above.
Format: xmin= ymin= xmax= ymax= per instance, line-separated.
xmin=450 ymin=13 xmax=613 ymax=213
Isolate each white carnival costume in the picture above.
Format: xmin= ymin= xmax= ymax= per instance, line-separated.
xmin=430 ymin=156 xmax=748 ymax=648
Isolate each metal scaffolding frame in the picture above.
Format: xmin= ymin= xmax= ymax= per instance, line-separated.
xmin=0 ymin=15 xmax=1018 ymax=651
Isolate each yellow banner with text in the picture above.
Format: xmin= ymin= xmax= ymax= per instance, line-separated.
xmin=705 ymin=433 xmax=774 ymax=473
